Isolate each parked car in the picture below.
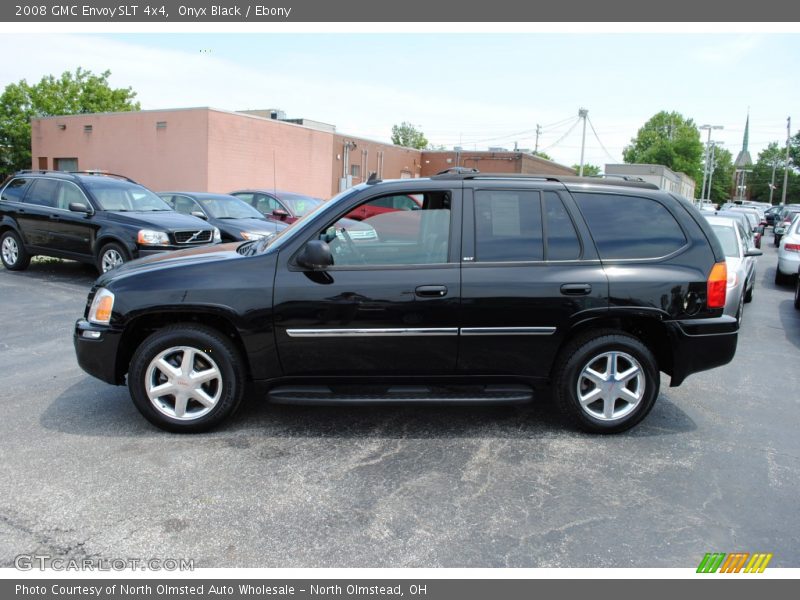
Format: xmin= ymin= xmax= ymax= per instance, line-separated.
xmin=713 ymin=210 xmax=759 ymax=249
xmin=773 ymin=207 xmax=800 ymax=247
xmin=0 ymin=171 xmax=219 ymax=273
xmin=705 ymin=215 xmax=762 ymax=322
xmin=231 ymin=188 xmax=378 ymax=242
xmin=158 ymin=192 xmax=287 ymax=242
xmin=74 ymin=171 xmax=738 ymax=434
xmin=345 ymin=193 xmax=422 ymax=221
xmin=765 ymin=205 xmax=782 ymax=227
xmin=775 ymin=214 xmax=800 ymax=285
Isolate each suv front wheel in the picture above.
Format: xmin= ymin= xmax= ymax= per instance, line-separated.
xmin=553 ymin=331 xmax=660 ymax=434
xmin=97 ymin=242 xmax=129 ymax=274
xmin=128 ymin=324 xmax=246 ymax=432
xmin=1 ymin=230 xmax=31 ymax=271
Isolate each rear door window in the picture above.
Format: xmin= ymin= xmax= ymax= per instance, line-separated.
xmin=1 ymin=178 xmax=31 ymax=203
xmin=475 ymin=190 xmax=543 ymax=262
xmin=573 ymin=193 xmax=687 ymax=260
xmin=25 ymin=178 xmax=60 ymax=208
xmin=544 ymin=192 xmax=581 ymax=260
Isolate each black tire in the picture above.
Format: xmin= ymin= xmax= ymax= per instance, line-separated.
xmin=794 ymin=278 xmax=800 ymax=310
xmin=128 ymin=324 xmax=246 ymax=433
xmin=774 ymin=235 xmax=781 ymax=248
xmin=96 ymin=241 xmax=130 ymax=274
xmin=0 ymin=230 xmax=31 ymax=271
xmin=775 ymin=269 xmax=790 ymax=286
xmin=553 ymin=330 xmax=660 ymax=434
xmin=743 ymin=283 xmax=753 ymax=303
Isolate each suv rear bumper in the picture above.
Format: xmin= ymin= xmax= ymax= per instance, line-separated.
xmin=666 ymin=315 xmax=738 ymax=386
xmin=74 ymin=319 xmax=123 ymax=385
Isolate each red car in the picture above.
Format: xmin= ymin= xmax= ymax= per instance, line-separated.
xmin=346 ymin=193 xmax=421 ymax=221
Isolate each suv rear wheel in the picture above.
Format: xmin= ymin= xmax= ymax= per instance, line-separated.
xmin=97 ymin=242 xmax=129 ymax=274
xmin=553 ymin=331 xmax=660 ymax=433
xmin=128 ymin=324 xmax=246 ymax=432
xmin=1 ymin=230 xmax=31 ymax=271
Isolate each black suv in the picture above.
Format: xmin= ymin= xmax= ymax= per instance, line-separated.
xmin=73 ymin=172 xmax=738 ymax=433
xmin=0 ymin=171 xmax=220 ymax=273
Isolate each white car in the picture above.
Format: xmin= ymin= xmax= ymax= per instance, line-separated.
xmin=705 ymin=215 xmax=762 ymax=323
xmin=776 ymin=214 xmax=800 ymax=285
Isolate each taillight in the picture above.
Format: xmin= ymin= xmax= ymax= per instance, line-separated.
xmin=785 ymin=243 xmax=800 ymax=252
xmin=707 ymin=262 xmax=727 ymax=309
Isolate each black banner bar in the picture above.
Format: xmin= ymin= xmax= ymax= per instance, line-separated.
xmin=4 ymin=579 xmax=800 ymax=600
xmin=2 ymin=0 xmax=800 ymax=22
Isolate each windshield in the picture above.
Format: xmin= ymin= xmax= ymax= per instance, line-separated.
xmin=711 ymin=224 xmax=739 ymax=258
xmin=279 ymin=194 xmax=324 ymax=217
xmin=83 ymin=179 xmax=171 ymax=212
xmin=198 ymin=196 xmax=265 ymax=220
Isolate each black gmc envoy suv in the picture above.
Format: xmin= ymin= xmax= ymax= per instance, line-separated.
xmin=73 ymin=171 xmax=738 ymax=433
xmin=0 ymin=171 xmax=220 ymax=273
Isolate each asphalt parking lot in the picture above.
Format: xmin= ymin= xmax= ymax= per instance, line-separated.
xmin=1 ymin=242 xmax=798 ymax=569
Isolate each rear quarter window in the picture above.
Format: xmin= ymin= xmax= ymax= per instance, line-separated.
xmin=573 ymin=193 xmax=687 ymax=260
xmin=1 ymin=178 xmax=30 ymax=203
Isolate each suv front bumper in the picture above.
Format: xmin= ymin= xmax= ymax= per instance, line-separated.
xmin=666 ymin=315 xmax=738 ymax=386
xmin=74 ymin=319 xmax=124 ymax=385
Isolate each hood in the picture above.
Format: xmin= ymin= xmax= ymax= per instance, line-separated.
xmin=215 ymin=217 xmax=288 ymax=238
xmin=97 ymin=242 xmax=243 ymax=285
xmin=104 ymin=210 xmax=213 ymax=231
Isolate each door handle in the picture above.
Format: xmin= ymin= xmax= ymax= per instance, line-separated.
xmin=415 ymin=285 xmax=448 ymax=298
xmin=49 ymin=214 xmax=61 ymax=221
xmin=560 ymin=283 xmax=592 ymax=296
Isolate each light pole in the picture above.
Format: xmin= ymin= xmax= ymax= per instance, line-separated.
xmin=699 ymin=124 xmax=724 ymax=202
xmin=781 ymin=116 xmax=791 ymax=205
xmin=706 ymin=141 xmax=724 ymax=204
xmin=578 ymin=108 xmax=588 ymax=176
xmin=769 ymin=158 xmax=778 ymax=205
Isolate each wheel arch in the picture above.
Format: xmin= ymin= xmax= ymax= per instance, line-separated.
xmin=115 ymin=310 xmax=253 ymax=384
xmin=551 ymin=313 xmax=674 ymax=382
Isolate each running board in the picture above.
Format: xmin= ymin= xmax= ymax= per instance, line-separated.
xmin=267 ymin=384 xmax=533 ymax=406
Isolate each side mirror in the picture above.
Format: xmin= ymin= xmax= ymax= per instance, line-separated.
xmin=296 ymin=240 xmax=333 ymax=270
xmin=273 ymin=208 xmax=289 ymax=220
xmin=744 ymin=248 xmax=763 ymax=257
xmin=68 ymin=202 xmax=91 ymax=214
xmin=191 ymin=211 xmax=208 ymax=220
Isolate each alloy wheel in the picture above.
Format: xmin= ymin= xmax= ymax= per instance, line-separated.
xmin=576 ymin=351 xmax=645 ymax=421
xmin=101 ymin=248 xmax=124 ymax=272
xmin=2 ymin=236 xmax=19 ymax=266
xmin=145 ymin=346 xmax=223 ymax=420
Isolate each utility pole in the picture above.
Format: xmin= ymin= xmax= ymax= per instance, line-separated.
xmin=769 ymin=158 xmax=778 ymax=205
xmin=578 ymin=108 xmax=588 ymax=176
xmin=781 ymin=116 xmax=791 ymax=205
xmin=699 ymin=124 xmax=724 ymax=202
xmin=534 ymin=124 xmax=542 ymax=153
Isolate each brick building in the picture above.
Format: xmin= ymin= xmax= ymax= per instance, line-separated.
xmin=30 ymin=107 xmax=575 ymax=199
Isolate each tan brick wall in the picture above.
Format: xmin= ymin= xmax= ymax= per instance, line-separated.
xmin=207 ymin=111 xmax=334 ymax=198
xmin=31 ymin=109 xmax=210 ymax=191
xmin=331 ymin=135 xmax=423 ymax=196
xmin=420 ymin=151 xmax=576 ymax=177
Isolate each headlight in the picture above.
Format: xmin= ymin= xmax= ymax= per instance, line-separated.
xmin=213 ymin=227 xmax=221 ymax=243
xmin=137 ymin=229 xmax=169 ymax=245
xmin=240 ymin=231 xmax=267 ymax=241
xmin=88 ymin=288 xmax=115 ymax=325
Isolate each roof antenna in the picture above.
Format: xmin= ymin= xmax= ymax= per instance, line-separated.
xmin=366 ymin=171 xmax=380 ymax=185
xmin=272 ymin=149 xmax=278 ymax=236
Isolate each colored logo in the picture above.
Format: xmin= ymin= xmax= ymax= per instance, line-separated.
xmin=697 ymin=552 xmax=773 ymax=573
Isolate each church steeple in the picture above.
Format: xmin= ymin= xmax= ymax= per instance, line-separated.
xmin=734 ymin=111 xmax=752 ymax=169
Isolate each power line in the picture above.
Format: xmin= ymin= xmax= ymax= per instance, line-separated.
xmin=587 ymin=116 xmax=620 ymax=164
xmin=540 ymin=117 xmax=581 ymax=152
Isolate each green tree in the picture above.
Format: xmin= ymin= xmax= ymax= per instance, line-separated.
xmin=706 ymin=147 xmax=734 ymax=203
xmin=0 ymin=68 xmax=140 ymax=174
xmin=622 ymin=111 xmax=704 ymax=195
xmin=748 ymin=141 xmax=800 ymax=204
xmin=572 ymin=163 xmax=601 ymax=176
xmin=391 ymin=122 xmax=428 ymax=149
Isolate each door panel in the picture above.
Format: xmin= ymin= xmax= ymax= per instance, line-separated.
xmin=273 ymin=186 xmax=462 ymax=377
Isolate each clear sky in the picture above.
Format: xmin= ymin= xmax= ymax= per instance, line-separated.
xmin=0 ymin=32 xmax=797 ymax=170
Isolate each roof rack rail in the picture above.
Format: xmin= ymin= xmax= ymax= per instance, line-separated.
xmin=435 ymin=167 xmax=480 ymax=176
xmin=14 ymin=169 xmax=137 ymax=184
xmin=430 ymin=170 xmax=659 ymax=190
